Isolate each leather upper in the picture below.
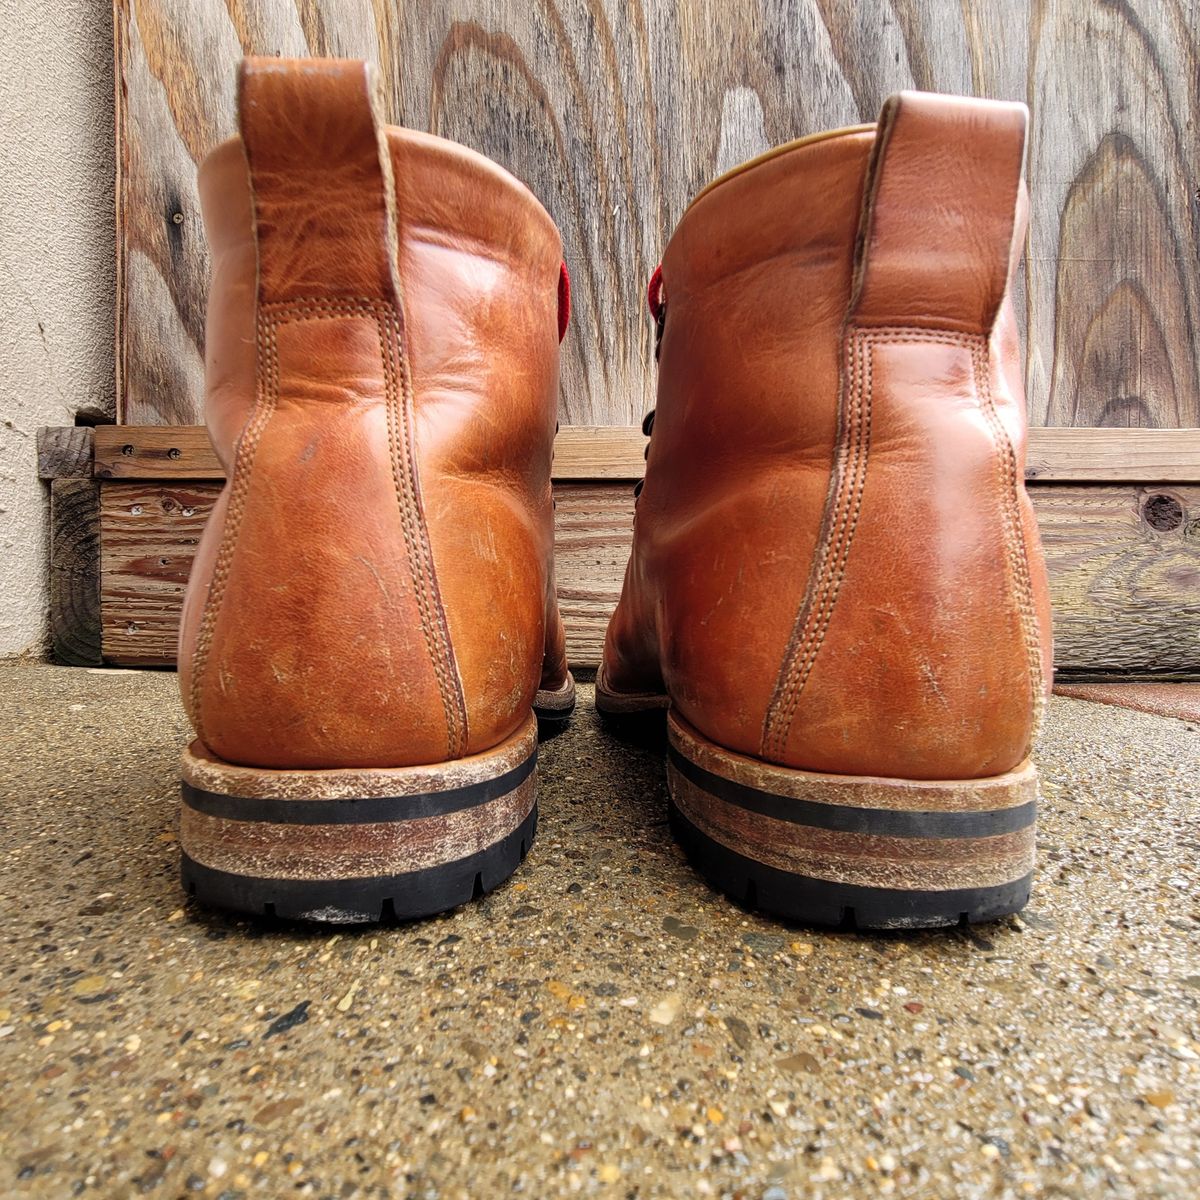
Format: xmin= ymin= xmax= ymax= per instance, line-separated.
xmin=179 ymin=59 xmax=568 ymax=770
xmin=602 ymin=92 xmax=1053 ymax=781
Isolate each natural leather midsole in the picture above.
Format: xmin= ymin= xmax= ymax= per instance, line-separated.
xmin=179 ymin=716 xmax=537 ymax=882
xmin=667 ymin=747 xmax=1035 ymax=839
xmin=181 ymin=753 xmax=535 ymax=825
xmin=667 ymin=713 xmax=1037 ymax=893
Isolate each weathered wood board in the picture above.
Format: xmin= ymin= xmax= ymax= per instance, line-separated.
xmin=99 ymin=479 xmax=1200 ymax=677
xmin=115 ymin=0 xmax=1200 ymax=430
xmin=50 ymin=480 xmax=102 ymax=667
xmin=100 ymin=481 xmax=215 ymax=666
xmin=37 ymin=427 xmax=95 ymax=480
xmin=92 ymin=424 xmax=1200 ymax=485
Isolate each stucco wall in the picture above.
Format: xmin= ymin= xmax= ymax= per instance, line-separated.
xmin=0 ymin=0 xmax=115 ymax=656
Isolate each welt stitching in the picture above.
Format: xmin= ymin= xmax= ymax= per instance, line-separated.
xmin=189 ymin=310 xmax=280 ymax=747
xmin=971 ymin=340 xmax=1046 ymax=739
xmin=762 ymin=329 xmax=873 ymax=759
xmin=378 ymin=306 xmax=467 ymax=759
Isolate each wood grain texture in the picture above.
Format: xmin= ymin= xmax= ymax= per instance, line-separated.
xmin=1027 ymin=0 xmax=1200 ymax=428
xmin=37 ymin=427 xmax=95 ymax=479
xmin=50 ymin=479 xmax=102 ymax=666
xmin=114 ymin=0 xmax=1200 ymax=430
xmin=98 ymin=480 xmax=1200 ymax=676
xmin=1034 ymin=484 xmax=1200 ymax=678
xmin=100 ymin=481 xmax=214 ymax=665
xmin=1024 ymin=428 xmax=1200 ymax=483
xmin=88 ymin=424 xmax=1200 ymax=483
xmin=94 ymin=424 xmax=224 ymax=479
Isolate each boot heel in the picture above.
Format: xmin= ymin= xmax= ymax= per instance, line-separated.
xmin=666 ymin=713 xmax=1036 ymax=930
xmin=179 ymin=715 xmax=538 ymax=924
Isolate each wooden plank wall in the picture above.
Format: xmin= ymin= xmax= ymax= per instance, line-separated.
xmin=116 ymin=0 xmax=1200 ymax=431
xmin=107 ymin=3 xmax=1200 ymax=679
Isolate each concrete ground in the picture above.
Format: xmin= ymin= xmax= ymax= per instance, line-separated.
xmin=1 ymin=662 xmax=1198 ymax=1199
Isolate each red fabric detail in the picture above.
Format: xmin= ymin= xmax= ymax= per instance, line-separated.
xmin=557 ymin=261 xmax=571 ymax=342
xmin=647 ymin=264 xmax=665 ymax=320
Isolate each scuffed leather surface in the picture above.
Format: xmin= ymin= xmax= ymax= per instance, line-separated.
xmin=179 ymin=59 xmax=565 ymax=770
xmin=602 ymin=130 xmax=873 ymax=752
xmin=388 ymin=129 xmax=565 ymax=744
xmin=603 ymin=92 xmax=1052 ymax=781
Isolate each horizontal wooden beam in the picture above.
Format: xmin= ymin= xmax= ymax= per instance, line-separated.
xmin=95 ymin=425 xmax=223 ymax=480
xmin=98 ymin=478 xmax=1200 ymax=676
xmin=1024 ymin=427 xmax=1200 ymax=482
xmin=94 ymin=424 xmax=1200 ymax=484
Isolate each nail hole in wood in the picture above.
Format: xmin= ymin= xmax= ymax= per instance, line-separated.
xmin=121 ymin=444 xmax=134 ymax=456
xmin=1143 ymin=493 xmax=1184 ymax=532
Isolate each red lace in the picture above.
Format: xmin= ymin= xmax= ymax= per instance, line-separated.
xmin=647 ymin=264 xmax=665 ymax=322
xmin=557 ymin=261 xmax=571 ymax=342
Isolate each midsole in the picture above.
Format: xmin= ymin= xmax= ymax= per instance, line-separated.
xmin=179 ymin=714 xmax=537 ymax=882
xmin=667 ymin=712 xmax=1037 ymax=894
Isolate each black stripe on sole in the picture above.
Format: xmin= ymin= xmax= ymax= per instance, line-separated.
xmin=670 ymin=802 xmax=1031 ymax=930
xmin=533 ymin=700 xmax=576 ymax=725
xmin=182 ymin=748 xmax=536 ymax=825
xmin=181 ymin=806 xmax=537 ymax=924
xmin=668 ymin=747 xmax=1035 ymax=839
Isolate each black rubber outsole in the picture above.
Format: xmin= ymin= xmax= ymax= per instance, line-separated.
xmin=181 ymin=806 xmax=537 ymax=924
xmin=669 ymin=802 xmax=1031 ymax=930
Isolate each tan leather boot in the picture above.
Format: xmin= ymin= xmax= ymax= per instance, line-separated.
xmin=177 ymin=59 xmax=573 ymax=922
xmin=599 ymin=92 xmax=1053 ymax=929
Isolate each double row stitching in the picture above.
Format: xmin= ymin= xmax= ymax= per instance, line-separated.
xmin=278 ymin=297 xmax=467 ymax=757
xmin=378 ymin=304 xmax=468 ymax=759
xmin=189 ymin=309 xmax=280 ymax=748
xmin=189 ymin=295 xmax=468 ymax=761
xmin=762 ymin=328 xmax=874 ymax=760
xmin=971 ymin=340 xmax=1046 ymax=740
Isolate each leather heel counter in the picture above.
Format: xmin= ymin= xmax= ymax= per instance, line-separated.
xmin=190 ymin=304 xmax=466 ymax=770
xmin=764 ymin=328 xmax=1043 ymax=780
xmin=184 ymin=59 xmax=468 ymax=770
xmin=763 ymin=92 xmax=1046 ymax=780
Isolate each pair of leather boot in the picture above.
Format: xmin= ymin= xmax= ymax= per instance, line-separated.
xmin=177 ymin=59 xmax=1051 ymax=930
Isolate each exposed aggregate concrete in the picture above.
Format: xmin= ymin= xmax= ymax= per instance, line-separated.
xmin=1 ymin=662 xmax=1198 ymax=1198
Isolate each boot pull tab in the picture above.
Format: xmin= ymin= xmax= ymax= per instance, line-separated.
xmin=237 ymin=57 xmax=401 ymax=308
xmin=849 ymin=91 xmax=1028 ymax=335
